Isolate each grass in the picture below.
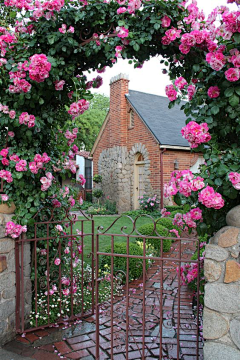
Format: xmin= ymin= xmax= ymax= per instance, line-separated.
xmin=73 ymin=215 xmax=153 ymax=264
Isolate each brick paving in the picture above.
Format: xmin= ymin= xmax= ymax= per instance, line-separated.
xmin=4 ymin=237 xmax=203 ymax=359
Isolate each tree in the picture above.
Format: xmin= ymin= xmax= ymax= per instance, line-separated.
xmin=75 ymin=94 xmax=109 ymax=151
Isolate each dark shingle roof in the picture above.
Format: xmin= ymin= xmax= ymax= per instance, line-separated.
xmin=126 ymin=90 xmax=189 ymax=147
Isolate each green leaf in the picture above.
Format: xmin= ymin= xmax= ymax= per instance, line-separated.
xmin=193 ymin=64 xmax=200 ymax=72
xmin=47 ymin=35 xmax=55 ymax=45
xmin=211 ymin=106 xmax=219 ymax=115
xmin=154 ymin=23 xmax=160 ymax=30
xmin=224 ymin=88 xmax=234 ymax=97
xmin=15 ymin=173 xmax=23 ymax=180
xmin=39 ymin=98 xmax=44 ymax=105
xmin=10 ymin=11 xmax=17 ymax=18
xmin=133 ymin=43 xmax=140 ymax=51
xmin=197 ymin=222 xmax=208 ymax=237
xmin=229 ymin=94 xmax=239 ymax=107
xmin=235 ymin=86 xmax=240 ymax=96
xmin=214 ymin=178 xmax=222 ymax=186
xmin=217 ymin=164 xmax=229 ymax=176
xmin=234 ymin=33 xmax=240 ymax=44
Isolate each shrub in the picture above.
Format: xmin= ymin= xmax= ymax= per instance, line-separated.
xmin=93 ymin=174 xmax=102 ymax=184
xmin=100 ymin=242 xmax=148 ymax=282
xmin=165 ymin=205 xmax=183 ymax=212
xmin=138 ymin=193 xmax=159 ymax=212
xmin=105 ymin=199 xmax=117 ymax=214
xmin=136 ymin=223 xmax=172 ymax=253
xmin=156 ymin=217 xmax=181 ymax=234
xmin=92 ymin=189 xmax=103 ymax=199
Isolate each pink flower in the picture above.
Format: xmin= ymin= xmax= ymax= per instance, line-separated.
xmin=54 ymin=258 xmax=61 ymax=266
xmin=207 ymin=86 xmax=220 ymax=98
xmin=198 ymin=186 xmax=225 ymax=209
xmin=169 ymin=229 xmax=180 ymax=238
xmin=161 ymin=208 xmax=171 ymax=217
xmin=67 ymin=26 xmax=75 ymax=33
xmin=116 ymin=26 xmax=129 ymax=38
xmin=229 ymin=172 xmax=240 ymax=189
xmin=117 ymin=7 xmax=127 ymax=14
xmin=225 ymin=67 xmax=240 ymax=82
xmin=62 ymin=288 xmax=70 ymax=296
xmin=10 ymin=154 xmax=20 ymax=162
xmin=115 ymin=45 xmax=123 ymax=58
xmin=187 ymin=85 xmax=196 ymax=100
xmin=79 ymin=174 xmax=86 ymax=186
xmin=61 ymin=277 xmax=70 ymax=286
xmin=165 ymin=84 xmax=177 ymax=101
xmin=175 ymin=76 xmax=187 ymax=90
xmin=5 ymin=221 xmax=27 ymax=239
xmin=161 ymin=15 xmax=171 ymax=28
xmin=19 ymin=112 xmax=35 ymax=128
xmin=15 ymin=160 xmax=27 ymax=172
xmin=8 ymin=131 xmax=15 ymax=137
xmin=68 ymin=99 xmax=89 ymax=119
xmin=9 ymin=110 xmax=16 ymax=119
xmin=79 ymin=196 xmax=83 ymax=206
xmin=181 ymin=121 xmax=211 ymax=148
xmin=1 ymin=194 xmax=9 ymax=201
xmin=64 ymin=247 xmax=70 ymax=254
xmin=40 ymin=249 xmax=47 ymax=255
xmin=55 ymin=225 xmax=63 ymax=232
xmin=59 ymin=24 xmax=67 ymax=33
xmin=54 ymin=80 xmax=65 ymax=90
xmin=28 ymin=54 xmax=51 ymax=83
xmin=0 ymin=148 xmax=8 ymax=157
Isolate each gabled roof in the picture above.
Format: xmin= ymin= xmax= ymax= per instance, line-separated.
xmin=126 ymin=90 xmax=189 ymax=147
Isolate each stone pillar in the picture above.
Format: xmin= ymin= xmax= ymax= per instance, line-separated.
xmin=203 ymin=205 xmax=240 ymax=360
xmin=0 ymin=213 xmax=31 ymax=345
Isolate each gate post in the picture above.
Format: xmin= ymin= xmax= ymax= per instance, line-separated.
xmin=0 ymin=213 xmax=31 ymax=345
xmin=203 ymin=205 xmax=240 ymax=359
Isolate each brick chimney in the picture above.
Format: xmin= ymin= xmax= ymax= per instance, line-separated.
xmin=109 ymin=73 xmax=129 ymax=147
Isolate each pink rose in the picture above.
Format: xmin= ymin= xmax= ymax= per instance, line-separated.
xmin=54 ymin=258 xmax=61 ymax=266
xmin=207 ymin=86 xmax=220 ymax=98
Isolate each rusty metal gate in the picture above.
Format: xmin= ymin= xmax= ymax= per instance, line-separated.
xmin=95 ymin=215 xmax=203 ymax=360
xmin=15 ymin=207 xmax=94 ymax=333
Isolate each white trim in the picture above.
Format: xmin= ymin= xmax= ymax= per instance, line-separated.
xmin=160 ymin=145 xmax=191 ymax=150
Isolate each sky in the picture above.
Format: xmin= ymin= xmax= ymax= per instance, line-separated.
xmin=87 ymin=0 xmax=237 ymax=98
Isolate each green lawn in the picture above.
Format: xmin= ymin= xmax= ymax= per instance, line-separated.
xmin=73 ymin=215 xmax=153 ymax=264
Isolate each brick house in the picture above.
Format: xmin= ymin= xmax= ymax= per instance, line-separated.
xmin=91 ymin=74 xmax=202 ymax=213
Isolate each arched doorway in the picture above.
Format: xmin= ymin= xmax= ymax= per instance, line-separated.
xmin=134 ymin=153 xmax=145 ymax=209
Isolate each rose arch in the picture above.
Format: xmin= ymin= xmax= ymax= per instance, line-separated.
xmin=0 ymin=0 xmax=240 ymax=237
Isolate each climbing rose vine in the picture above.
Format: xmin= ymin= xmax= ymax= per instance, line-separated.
xmin=0 ymin=0 xmax=240 ymax=236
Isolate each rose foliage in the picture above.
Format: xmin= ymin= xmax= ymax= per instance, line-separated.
xmin=0 ymin=0 xmax=240 ymax=237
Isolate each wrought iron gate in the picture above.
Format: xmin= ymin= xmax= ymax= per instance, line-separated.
xmin=15 ymin=207 xmax=94 ymax=333
xmin=95 ymin=215 xmax=203 ymax=360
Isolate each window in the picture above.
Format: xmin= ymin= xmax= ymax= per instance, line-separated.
xmin=129 ymin=109 xmax=134 ymax=128
xmin=137 ymin=154 xmax=144 ymax=162
xmin=84 ymin=159 xmax=92 ymax=190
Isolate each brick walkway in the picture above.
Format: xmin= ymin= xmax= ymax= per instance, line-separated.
xmin=4 ymin=238 xmax=203 ymax=360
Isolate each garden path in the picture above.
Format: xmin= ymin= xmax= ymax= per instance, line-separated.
xmin=4 ymin=238 xmax=203 ymax=360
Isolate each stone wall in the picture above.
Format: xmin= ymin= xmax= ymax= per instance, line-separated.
xmin=0 ymin=213 xmax=31 ymax=345
xmin=203 ymin=205 xmax=240 ymax=359
xmin=98 ymin=143 xmax=153 ymax=213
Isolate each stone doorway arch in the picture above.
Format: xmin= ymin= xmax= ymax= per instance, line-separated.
xmin=134 ymin=152 xmax=145 ymax=209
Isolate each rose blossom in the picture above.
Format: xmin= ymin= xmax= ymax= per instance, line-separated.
xmin=207 ymin=86 xmax=220 ymax=98
xmin=54 ymin=258 xmax=61 ymax=266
